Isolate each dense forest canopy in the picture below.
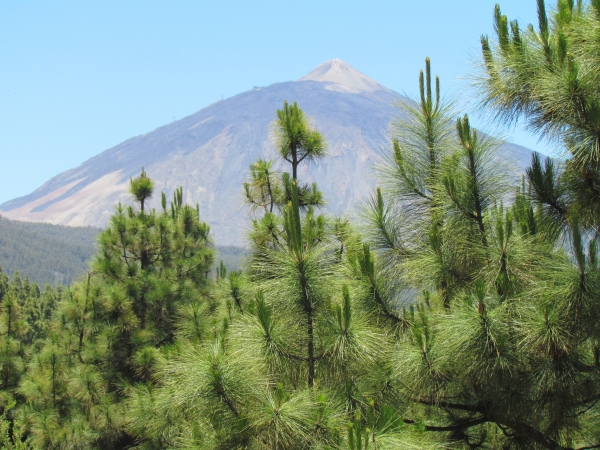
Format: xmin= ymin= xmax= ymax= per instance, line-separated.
xmin=2 ymin=1 xmax=600 ymax=449
xmin=0 ymin=218 xmax=100 ymax=286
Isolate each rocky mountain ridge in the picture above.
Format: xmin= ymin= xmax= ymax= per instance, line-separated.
xmin=0 ymin=60 xmax=533 ymax=245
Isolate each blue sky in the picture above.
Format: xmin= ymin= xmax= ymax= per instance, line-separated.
xmin=1 ymin=0 xmax=550 ymax=205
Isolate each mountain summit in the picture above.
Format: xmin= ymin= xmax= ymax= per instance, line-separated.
xmin=299 ymin=59 xmax=386 ymax=93
xmin=0 ymin=62 xmax=532 ymax=246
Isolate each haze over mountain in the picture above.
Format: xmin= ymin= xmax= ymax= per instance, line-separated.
xmin=0 ymin=60 xmax=532 ymax=245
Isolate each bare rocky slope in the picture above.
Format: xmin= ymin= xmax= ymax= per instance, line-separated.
xmin=0 ymin=60 xmax=532 ymax=246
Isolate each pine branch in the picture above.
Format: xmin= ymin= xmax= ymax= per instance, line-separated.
xmin=413 ymin=397 xmax=481 ymax=412
xmin=373 ymin=285 xmax=401 ymax=322
xmin=414 ymin=397 xmax=572 ymax=450
xmin=404 ymin=416 xmax=488 ymax=432
xmin=297 ymin=153 xmax=308 ymax=164
xmin=500 ymin=418 xmax=569 ymax=450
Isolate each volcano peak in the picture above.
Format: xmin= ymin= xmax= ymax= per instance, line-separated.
xmin=298 ymin=59 xmax=385 ymax=93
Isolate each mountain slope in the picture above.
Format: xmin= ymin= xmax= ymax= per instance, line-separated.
xmin=0 ymin=60 xmax=532 ymax=245
xmin=0 ymin=217 xmax=100 ymax=286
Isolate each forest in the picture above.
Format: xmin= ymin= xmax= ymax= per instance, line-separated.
xmin=0 ymin=219 xmax=244 ymax=287
xmin=0 ymin=218 xmax=100 ymax=286
xmin=2 ymin=1 xmax=600 ymax=448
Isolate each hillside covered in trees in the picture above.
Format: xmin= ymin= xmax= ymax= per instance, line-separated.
xmin=0 ymin=217 xmax=245 ymax=287
xmin=2 ymin=1 xmax=600 ymax=449
xmin=0 ymin=218 xmax=100 ymax=286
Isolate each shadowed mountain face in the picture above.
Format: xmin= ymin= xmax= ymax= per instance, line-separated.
xmin=0 ymin=60 xmax=532 ymax=246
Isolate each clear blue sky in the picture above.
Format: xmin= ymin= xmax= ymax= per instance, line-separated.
xmin=1 ymin=0 xmax=550 ymax=205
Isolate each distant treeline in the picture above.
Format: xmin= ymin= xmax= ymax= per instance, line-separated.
xmin=215 ymin=244 xmax=246 ymax=272
xmin=0 ymin=217 xmax=100 ymax=286
xmin=0 ymin=216 xmax=245 ymax=286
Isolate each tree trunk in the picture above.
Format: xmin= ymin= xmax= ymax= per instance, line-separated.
xmin=292 ymin=144 xmax=298 ymax=180
xmin=307 ymin=306 xmax=315 ymax=388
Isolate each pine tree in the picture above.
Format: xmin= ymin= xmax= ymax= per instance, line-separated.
xmin=19 ymin=171 xmax=216 ymax=449
xmin=244 ymin=101 xmax=327 ymax=251
xmin=477 ymin=0 xmax=600 ymax=229
xmin=124 ymin=103 xmax=436 ymax=449
xmin=273 ymin=101 xmax=326 ymax=181
xmin=362 ymin=49 xmax=600 ymax=449
xmin=0 ymin=271 xmax=57 ymax=449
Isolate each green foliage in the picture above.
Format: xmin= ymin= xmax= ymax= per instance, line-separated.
xmin=16 ymin=170 xmax=217 ymax=448
xmin=6 ymin=6 xmax=600 ymax=446
xmin=129 ymin=103 xmax=434 ymax=449
xmin=0 ymin=269 xmax=59 ymax=448
xmin=478 ymin=0 xmax=600 ymax=232
xmin=0 ymin=217 xmax=100 ymax=286
xmin=129 ymin=167 xmax=155 ymax=212
xmin=273 ymin=100 xmax=326 ymax=180
xmin=245 ymin=101 xmax=328 ymax=256
xmin=356 ymin=47 xmax=600 ymax=448
xmin=0 ymin=214 xmax=243 ymax=287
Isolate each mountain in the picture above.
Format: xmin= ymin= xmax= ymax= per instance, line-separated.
xmin=0 ymin=60 xmax=533 ymax=246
